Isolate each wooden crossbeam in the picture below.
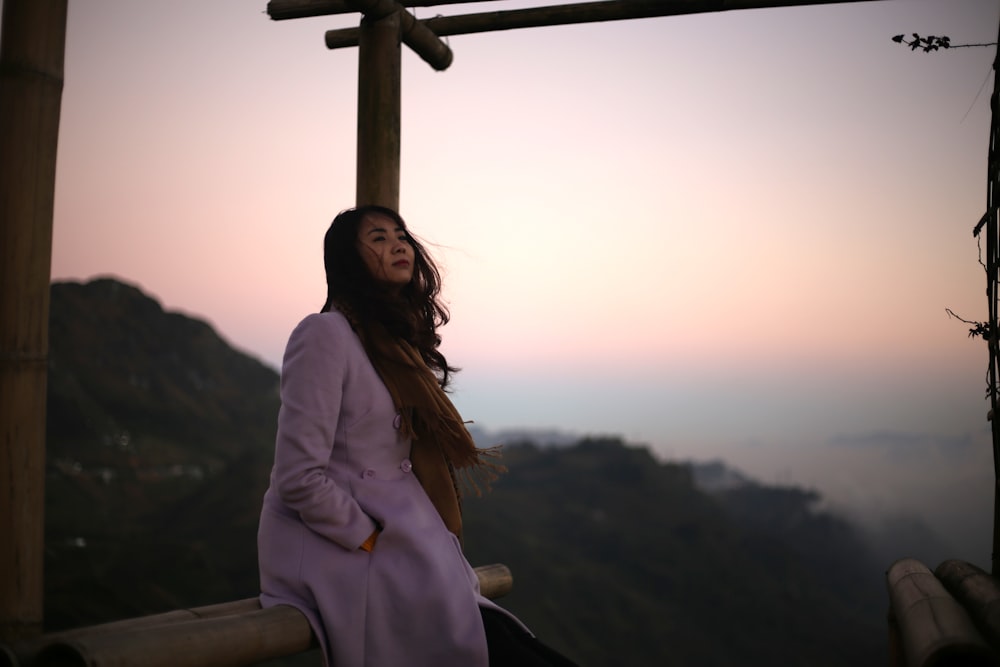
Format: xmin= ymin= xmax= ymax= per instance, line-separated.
xmin=272 ymin=0 xmax=874 ymax=21
xmin=325 ymin=0 xmax=878 ymax=48
xmin=267 ymin=0 xmax=498 ymax=20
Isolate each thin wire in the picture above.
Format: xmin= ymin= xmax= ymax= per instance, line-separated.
xmin=962 ymin=61 xmax=995 ymax=124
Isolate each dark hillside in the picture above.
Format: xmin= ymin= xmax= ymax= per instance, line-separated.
xmin=48 ymin=277 xmax=278 ymax=464
xmin=45 ymin=278 xmax=280 ymax=628
xmin=43 ymin=278 xmax=887 ymax=665
xmin=461 ymin=440 xmax=886 ymax=666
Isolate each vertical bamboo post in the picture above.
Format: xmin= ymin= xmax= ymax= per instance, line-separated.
xmin=0 ymin=0 xmax=67 ymax=642
xmin=356 ymin=10 xmax=401 ymax=210
xmin=989 ymin=16 xmax=1000 ymax=577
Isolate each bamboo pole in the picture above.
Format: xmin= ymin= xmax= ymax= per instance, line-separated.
xmin=987 ymin=16 xmax=1000 ymax=578
xmin=35 ymin=606 xmax=314 ymax=667
xmin=1 ymin=600 xmax=261 ymax=667
xmin=472 ymin=563 xmax=513 ymax=598
xmin=279 ymin=0 xmax=874 ymax=21
xmin=268 ymin=0 xmax=500 ymax=20
xmin=885 ymin=558 xmax=996 ymax=667
xmin=0 ymin=0 xmax=67 ymax=644
xmin=269 ymin=0 xmax=356 ymax=18
xmin=356 ymin=10 xmax=403 ymax=208
xmin=936 ymin=559 xmax=1000 ymax=648
xmin=3 ymin=565 xmax=511 ymax=667
xmin=325 ymin=0 xmax=879 ymax=49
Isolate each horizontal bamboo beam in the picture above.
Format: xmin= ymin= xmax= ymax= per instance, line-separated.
xmin=35 ymin=606 xmax=313 ymax=667
xmin=325 ymin=0 xmax=879 ymax=48
xmin=936 ymin=559 xmax=1000 ymax=648
xmin=0 ymin=565 xmax=512 ymax=667
xmin=473 ymin=563 xmax=513 ymax=598
xmin=885 ymin=558 xmax=996 ymax=667
xmin=267 ymin=0 xmax=499 ymax=19
xmin=1 ymin=599 xmax=261 ymax=667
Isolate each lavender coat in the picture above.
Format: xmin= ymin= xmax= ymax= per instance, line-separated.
xmin=257 ymin=311 xmax=520 ymax=667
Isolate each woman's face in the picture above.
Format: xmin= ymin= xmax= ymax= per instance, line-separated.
xmin=356 ymin=214 xmax=415 ymax=286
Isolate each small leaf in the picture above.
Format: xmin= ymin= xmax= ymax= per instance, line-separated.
xmin=892 ymin=34 xmax=904 ymax=43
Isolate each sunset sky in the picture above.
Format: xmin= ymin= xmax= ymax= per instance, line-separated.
xmin=47 ymin=0 xmax=1000 ymax=561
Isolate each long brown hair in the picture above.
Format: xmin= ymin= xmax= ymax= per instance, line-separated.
xmin=320 ymin=205 xmax=457 ymax=388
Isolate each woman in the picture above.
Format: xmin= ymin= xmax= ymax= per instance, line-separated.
xmin=257 ymin=206 xmax=577 ymax=666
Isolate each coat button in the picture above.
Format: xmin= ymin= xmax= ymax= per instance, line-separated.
xmin=393 ymin=413 xmax=402 ymax=430
xmin=362 ymin=469 xmax=375 ymax=479
xmin=400 ymin=459 xmax=412 ymax=473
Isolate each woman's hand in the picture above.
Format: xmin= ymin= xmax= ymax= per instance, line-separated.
xmin=359 ymin=525 xmax=381 ymax=552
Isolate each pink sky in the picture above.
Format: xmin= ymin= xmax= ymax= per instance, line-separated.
xmin=47 ymin=0 xmax=1000 ymax=560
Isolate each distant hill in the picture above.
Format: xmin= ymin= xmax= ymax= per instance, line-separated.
xmin=461 ymin=441 xmax=886 ymax=666
xmin=43 ymin=278 xmax=887 ymax=665
xmin=45 ymin=278 xmax=280 ymax=627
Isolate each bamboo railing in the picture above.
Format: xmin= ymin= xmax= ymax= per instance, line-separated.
xmin=0 ymin=564 xmax=512 ymax=667
xmin=886 ymin=558 xmax=1000 ymax=667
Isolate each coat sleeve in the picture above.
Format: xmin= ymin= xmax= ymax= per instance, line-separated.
xmin=270 ymin=314 xmax=377 ymax=550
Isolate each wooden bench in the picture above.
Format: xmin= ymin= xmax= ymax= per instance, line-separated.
xmin=1 ymin=564 xmax=511 ymax=667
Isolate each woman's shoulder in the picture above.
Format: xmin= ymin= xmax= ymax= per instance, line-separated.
xmin=286 ymin=310 xmax=359 ymax=350
xmin=294 ymin=309 xmax=352 ymax=332
xmin=281 ymin=310 xmax=366 ymax=372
